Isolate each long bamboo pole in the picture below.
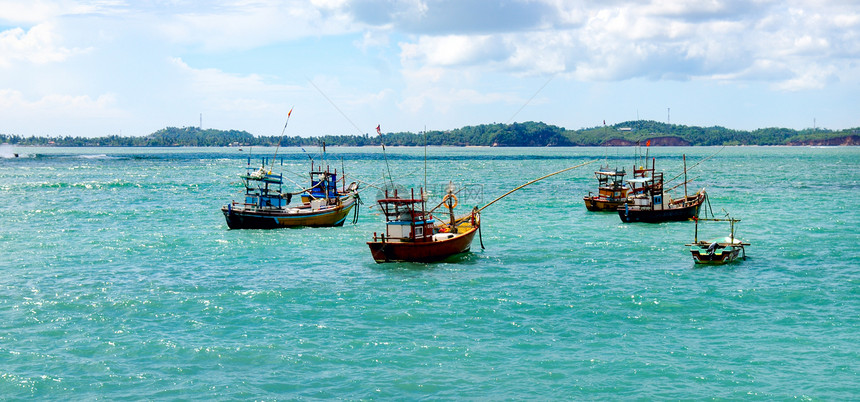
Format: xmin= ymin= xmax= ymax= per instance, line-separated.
xmin=478 ymin=160 xmax=596 ymax=212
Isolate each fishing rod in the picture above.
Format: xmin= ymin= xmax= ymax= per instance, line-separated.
xmin=426 ymin=185 xmax=470 ymax=215
xmin=307 ymin=77 xmax=394 ymax=190
xmin=478 ymin=160 xmax=596 ymax=212
xmin=665 ymin=145 xmax=725 ymax=185
xmin=349 ymin=165 xmax=426 ymax=197
xmin=665 ymin=175 xmax=700 ymax=193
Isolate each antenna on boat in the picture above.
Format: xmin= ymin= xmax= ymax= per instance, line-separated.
xmin=683 ymin=154 xmax=688 ymax=199
xmin=376 ymin=124 xmax=395 ymax=191
xmin=602 ymin=120 xmax=609 ymax=165
xmin=424 ymin=125 xmax=428 ymax=198
xmin=270 ymin=106 xmax=293 ymax=171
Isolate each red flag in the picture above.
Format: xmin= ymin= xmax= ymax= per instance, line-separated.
xmin=376 ymin=125 xmax=381 ymax=135
xmin=603 ymin=120 xmax=605 ymax=125
xmin=287 ymin=107 xmax=292 ymax=118
xmin=646 ymin=139 xmax=651 ymax=147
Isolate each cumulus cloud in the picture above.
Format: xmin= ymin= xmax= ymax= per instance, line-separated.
xmin=0 ymin=23 xmax=86 ymax=67
xmin=383 ymin=0 xmax=860 ymax=90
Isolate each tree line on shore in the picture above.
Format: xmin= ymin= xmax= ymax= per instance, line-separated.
xmin=2 ymin=121 xmax=857 ymax=147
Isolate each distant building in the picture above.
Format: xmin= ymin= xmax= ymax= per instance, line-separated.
xmin=618 ymin=127 xmax=633 ymax=132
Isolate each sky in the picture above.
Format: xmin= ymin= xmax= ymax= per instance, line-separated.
xmin=1 ymin=0 xmax=858 ymax=138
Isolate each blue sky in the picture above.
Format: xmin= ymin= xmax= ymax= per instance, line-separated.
xmin=1 ymin=0 xmax=858 ymax=138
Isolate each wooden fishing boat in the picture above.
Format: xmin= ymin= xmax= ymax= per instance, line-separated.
xmin=686 ymin=216 xmax=749 ymax=264
xmin=365 ymin=159 xmax=595 ymax=263
xmin=618 ymin=157 xmax=706 ymax=223
xmin=367 ymin=187 xmax=479 ymax=263
xmin=584 ymin=166 xmax=629 ymax=211
xmin=300 ymin=162 xmax=352 ymax=204
xmin=222 ymin=161 xmax=358 ymax=229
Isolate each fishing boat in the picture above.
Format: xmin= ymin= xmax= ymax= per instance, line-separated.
xmin=618 ymin=157 xmax=706 ymax=223
xmin=686 ymin=216 xmax=749 ymax=264
xmin=221 ymin=160 xmax=358 ymax=229
xmin=300 ymin=162 xmax=352 ymax=204
xmin=583 ymin=166 xmax=629 ymax=211
xmin=367 ymin=187 xmax=479 ymax=263
xmin=365 ymin=158 xmax=596 ymax=263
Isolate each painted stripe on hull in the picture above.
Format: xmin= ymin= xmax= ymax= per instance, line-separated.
xmin=584 ymin=197 xmax=626 ymax=212
xmin=222 ymin=198 xmax=355 ymax=229
xmin=691 ymin=248 xmax=741 ymax=264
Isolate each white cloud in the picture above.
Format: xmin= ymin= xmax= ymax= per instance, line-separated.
xmin=0 ymin=0 xmax=126 ymax=24
xmin=0 ymin=23 xmax=87 ymax=67
xmin=0 ymin=88 xmax=121 ymax=118
xmin=169 ymin=57 xmax=295 ymax=113
xmin=155 ymin=2 xmax=356 ymax=51
xmin=400 ymin=35 xmax=508 ymax=67
xmin=387 ymin=0 xmax=860 ymax=91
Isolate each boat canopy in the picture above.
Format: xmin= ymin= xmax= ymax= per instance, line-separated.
xmin=626 ymin=177 xmax=651 ymax=184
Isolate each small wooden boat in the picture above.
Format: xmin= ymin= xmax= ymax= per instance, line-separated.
xmin=584 ymin=166 xmax=629 ymax=211
xmin=222 ymin=161 xmax=358 ymax=229
xmin=365 ymin=159 xmax=596 ymax=263
xmin=367 ymin=187 xmax=479 ymax=263
xmin=618 ymin=157 xmax=706 ymax=223
xmin=686 ymin=216 xmax=749 ymax=264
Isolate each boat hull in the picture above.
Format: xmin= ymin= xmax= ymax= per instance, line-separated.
xmin=618 ymin=202 xmax=700 ymax=223
xmin=367 ymin=227 xmax=478 ymax=263
xmin=690 ymin=247 xmax=742 ymax=264
xmin=689 ymin=236 xmax=747 ymax=265
xmin=618 ymin=192 xmax=705 ymax=223
xmin=222 ymin=198 xmax=355 ymax=229
xmin=584 ymin=196 xmax=627 ymax=212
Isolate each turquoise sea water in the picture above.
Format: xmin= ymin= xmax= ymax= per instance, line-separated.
xmin=1 ymin=146 xmax=857 ymax=399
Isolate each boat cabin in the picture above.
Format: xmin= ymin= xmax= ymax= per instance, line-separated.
xmin=373 ymin=188 xmax=436 ymax=243
xmin=307 ymin=164 xmax=340 ymax=200
xmin=626 ymin=160 xmax=665 ymax=210
xmin=594 ymin=168 xmax=628 ymax=198
xmin=240 ymin=166 xmax=289 ymax=210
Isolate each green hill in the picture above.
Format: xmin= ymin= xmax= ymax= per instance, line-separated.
xmin=1 ymin=121 xmax=857 ymax=146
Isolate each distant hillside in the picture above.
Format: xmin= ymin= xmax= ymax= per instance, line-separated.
xmin=564 ymin=120 xmax=860 ymax=146
xmin=1 ymin=121 xmax=857 ymax=146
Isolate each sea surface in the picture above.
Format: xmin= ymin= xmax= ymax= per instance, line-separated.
xmin=1 ymin=146 xmax=857 ymax=399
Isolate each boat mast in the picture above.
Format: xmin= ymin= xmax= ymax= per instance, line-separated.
xmin=446 ymin=183 xmax=456 ymax=227
xmin=683 ymin=154 xmax=688 ymax=200
xmin=694 ymin=217 xmax=699 ymax=243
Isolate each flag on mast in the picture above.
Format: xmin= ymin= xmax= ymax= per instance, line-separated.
xmin=288 ymin=107 xmax=293 ymax=118
xmin=376 ymin=125 xmax=381 ymax=135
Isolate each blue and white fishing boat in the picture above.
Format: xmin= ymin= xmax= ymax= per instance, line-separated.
xmin=222 ymin=160 xmax=358 ymax=229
